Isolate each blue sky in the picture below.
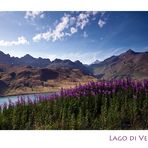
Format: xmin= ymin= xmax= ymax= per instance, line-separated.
xmin=0 ymin=11 xmax=148 ymax=64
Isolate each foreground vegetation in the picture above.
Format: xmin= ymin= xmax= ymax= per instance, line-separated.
xmin=0 ymin=79 xmax=148 ymax=130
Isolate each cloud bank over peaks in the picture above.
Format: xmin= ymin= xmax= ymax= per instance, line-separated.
xmin=0 ymin=36 xmax=29 ymax=46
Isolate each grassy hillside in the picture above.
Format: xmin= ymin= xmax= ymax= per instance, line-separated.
xmin=0 ymin=66 xmax=96 ymax=96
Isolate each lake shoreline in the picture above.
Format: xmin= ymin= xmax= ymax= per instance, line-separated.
xmin=0 ymin=91 xmax=57 ymax=98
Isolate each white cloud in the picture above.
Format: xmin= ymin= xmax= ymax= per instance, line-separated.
xmin=76 ymin=12 xmax=90 ymax=30
xmin=48 ymin=51 xmax=102 ymax=64
xmin=51 ymin=15 xmax=69 ymax=41
xmin=0 ymin=36 xmax=29 ymax=46
xmin=97 ymin=12 xmax=108 ymax=28
xmin=70 ymin=27 xmax=77 ymax=34
xmin=98 ymin=19 xmax=106 ymax=28
xmin=64 ymin=27 xmax=77 ymax=37
xmin=32 ymin=34 xmax=43 ymax=42
xmin=76 ymin=12 xmax=100 ymax=30
xmin=33 ymin=29 xmax=52 ymax=42
xmin=33 ymin=15 xmax=70 ymax=42
xmin=98 ymin=47 xmax=124 ymax=61
xmin=32 ymin=11 xmax=99 ymax=42
xmin=25 ymin=11 xmax=44 ymax=20
xmin=55 ymin=15 xmax=69 ymax=32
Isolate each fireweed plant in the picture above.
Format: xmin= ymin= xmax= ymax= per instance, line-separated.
xmin=0 ymin=79 xmax=148 ymax=130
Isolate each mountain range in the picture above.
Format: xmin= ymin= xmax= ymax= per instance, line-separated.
xmin=0 ymin=49 xmax=148 ymax=80
xmin=0 ymin=50 xmax=90 ymax=75
xmin=0 ymin=49 xmax=148 ymax=95
xmin=90 ymin=49 xmax=148 ymax=79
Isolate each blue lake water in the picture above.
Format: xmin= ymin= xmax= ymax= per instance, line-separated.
xmin=0 ymin=92 xmax=55 ymax=106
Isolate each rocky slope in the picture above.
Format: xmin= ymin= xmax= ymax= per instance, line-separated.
xmin=90 ymin=49 xmax=148 ymax=79
xmin=0 ymin=65 xmax=96 ymax=96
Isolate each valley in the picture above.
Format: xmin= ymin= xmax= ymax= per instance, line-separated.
xmin=0 ymin=49 xmax=148 ymax=96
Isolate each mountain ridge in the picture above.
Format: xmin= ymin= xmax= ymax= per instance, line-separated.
xmin=0 ymin=51 xmax=92 ymax=74
xmin=90 ymin=49 xmax=148 ymax=79
xmin=0 ymin=49 xmax=148 ymax=80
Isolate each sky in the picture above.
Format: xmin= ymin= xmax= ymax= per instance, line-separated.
xmin=0 ymin=11 xmax=148 ymax=64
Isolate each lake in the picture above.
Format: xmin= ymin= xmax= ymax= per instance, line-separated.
xmin=0 ymin=92 xmax=55 ymax=106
